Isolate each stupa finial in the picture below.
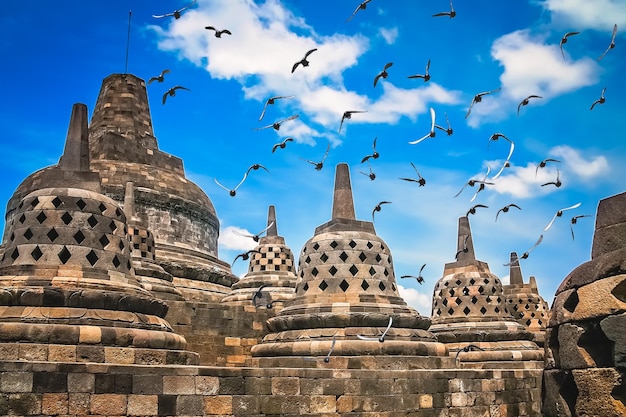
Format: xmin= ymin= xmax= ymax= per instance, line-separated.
xmin=331 ymin=163 xmax=356 ymax=220
xmin=267 ymin=205 xmax=278 ymax=237
xmin=456 ymin=216 xmax=476 ymax=264
xmin=59 ymin=103 xmax=90 ymax=172
xmin=509 ymin=252 xmax=524 ymax=285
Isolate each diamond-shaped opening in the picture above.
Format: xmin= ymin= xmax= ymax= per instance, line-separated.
xmin=462 ymin=287 xmax=469 ymax=296
xmin=23 ymin=228 xmax=33 ymax=240
xmin=361 ymin=280 xmax=370 ymax=290
xmin=9 ymin=233 xmax=14 ymax=242
xmin=30 ymin=197 xmax=39 ymax=207
xmin=47 ymin=228 xmax=59 ymax=242
xmin=491 ymin=287 xmax=497 ymax=294
xmin=366 ymin=241 xmax=373 ymax=249
xmin=469 ymin=278 xmax=476 ymax=285
xmin=339 ymin=251 xmax=348 ymax=262
xmin=118 ymin=240 xmax=125 ymax=251
xmin=99 ymin=235 xmax=110 ymax=247
xmin=531 ymin=312 xmax=536 ymax=317
xmin=109 ymin=221 xmax=117 ymax=232
xmin=444 ymin=281 xmax=449 ymax=287
xmin=455 ymin=297 xmax=462 ymax=305
xmin=311 ymin=267 xmax=319 ymax=277
xmin=87 ymin=215 xmax=98 ymax=228
xmin=115 ymin=208 xmax=122 ymax=217
xmin=463 ymin=306 xmax=471 ymax=315
xmin=471 ymin=296 xmax=478 ymax=304
xmin=449 ymin=289 xmax=455 ymax=297
xmin=339 ymin=280 xmax=349 ymax=292
xmin=19 ymin=214 xmax=26 ymax=224
xmin=36 ymin=212 xmax=47 ymax=224
xmin=349 ymin=265 xmax=358 ymax=276
xmin=392 ymin=283 xmax=396 ymax=291
xmin=51 ymin=197 xmax=62 ymax=208
xmin=480 ymin=306 xmax=487 ymax=314
xmin=378 ymin=282 xmax=386 ymax=291
xmin=302 ymin=282 xmax=309 ymax=292
xmin=99 ymin=203 xmax=107 ymax=213
xmin=71 ymin=230 xmax=84 ymax=244
xmin=318 ymin=280 xmax=328 ymax=291
xmin=330 ymin=241 xmax=338 ymax=249
xmin=86 ymin=250 xmax=99 ymax=266
xmin=478 ymin=286 xmax=484 ymax=293
xmin=320 ymin=253 xmax=328 ymax=263
xmin=513 ymin=305 xmax=520 ymax=311
xmin=349 ymin=240 xmax=357 ymax=249
xmin=497 ymin=297 xmax=502 ymax=303
xmin=447 ymin=308 xmax=455 ymax=315
xmin=359 ymin=252 xmax=367 ymax=262
xmin=494 ymin=306 xmax=500 ymax=313
xmin=58 ymin=246 xmax=71 ymax=264
xmin=368 ymin=266 xmax=376 ymax=276
xmin=483 ymin=278 xmax=490 ymax=284
xmin=61 ymin=212 xmax=73 ymax=225
xmin=442 ymin=298 xmax=448 ymax=306
xmin=10 ymin=248 xmax=19 ymax=260
xmin=436 ymin=309 xmax=442 ymax=315
xmin=304 ymin=255 xmax=311 ymax=264
xmin=486 ymin=296 xmax=492 ymax=303
xmin=375 ymin=254 xmax=382 ymax=263
xmin=76 ymin=199 xmax=87 ymax=210
xmin=112 ymin=255 xmax=121 ymax=268
xmin=329 ymin=266 xmax=338 ymax=276
xmin=31 ymin=246 xmax=43 ymax=261
xmin=455 ymin=279 xmax=462 ymax=286
xmin=312 ymin=243 xmax=320 ymax=250
xmin=18 ymin=201 xmax=23 ymax=209
xmin=383 ymin=269 xmax=389 ymax=276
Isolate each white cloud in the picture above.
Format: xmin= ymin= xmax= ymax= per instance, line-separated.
xmin=397 ymin=284 xmax=432 ymax=315
xmin=541 ymin=0 xmax=626 ymax=30
xmin=379 ymin=27 xmax=399 ymax=45
xmin=549 ymin=145 xmax=610 ymax=179
xmin=218 ymin=225 xmax=258 ymax=251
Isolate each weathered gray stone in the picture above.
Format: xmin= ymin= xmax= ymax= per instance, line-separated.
xmin=601 ymin=313 xmax=626 ymax=368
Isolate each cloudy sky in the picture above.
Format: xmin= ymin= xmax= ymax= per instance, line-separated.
xmin=0 ymin=0 xmax=624 ymax=314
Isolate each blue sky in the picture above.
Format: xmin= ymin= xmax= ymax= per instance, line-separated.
xmin=1 ymin=0 xmax=625 ymax=314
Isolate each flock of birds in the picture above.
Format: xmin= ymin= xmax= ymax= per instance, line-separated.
xmin=145 ymin=1 xmax=618 ymax=291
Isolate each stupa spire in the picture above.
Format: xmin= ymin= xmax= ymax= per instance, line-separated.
xmin=455 ymin=216 xmax=476 ymax=264
xmin=331 ymin=163 xmax=356 ymax=220
xmin=509 ymin=252 xmax=524 ymax=285
xmin=59 ymin=103 xmax=90 ymax=172
xmin=267 ymin=205 xmax=278 ymax=237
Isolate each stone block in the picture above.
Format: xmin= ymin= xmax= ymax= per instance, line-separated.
xmin=204 ymin=395 xmax=233 ymax=415
xmin=176 ymin=394 xmax=204 ymax=415
xmin=557 ymin=323 xmax=596 ymax=369
xmin=1 ymin=372 xmax=33 ymax=393
xmin=232 ymin=395 xmax=260 ymax=415
xmin=163 ymin=375 xmax=195 ymax=395
xmin=127 ymin=394 xmax=158 ymax=416
xmin=41 ymin=393 xmax=68 ymax=415
xmin=104 ymin=347 xmax=135 ymax=364
xmin=18 ymin=344 xmax=47 ymax=361
xmin=419 ymin=394 xmax=433 ymax=408
xmin=309 ymin=395 xmax=336 ymax=413
xmin=195 ymin=376 xmax=219 ymax=395
xmin=33 ymin=371 xmax=67 ymax=393
xmin=132 ymin=374 xmax=162 ymax=394
xmin=48 ymin=344 xmax=76 ymax=362
xmin=68 ymin=392 xmax=90 ymax=415
xmin=90 ymin=393 xmax=127 ymax=415
xmin=271 ymin=376 xmax=300 ymax=395
xmin=218 ymin=376 xmax=245 ymax=394
xmin=601 ymin=313 xmax=626 ymax=367
xmin=7 ymin=393 xmax=41 ymax=415
xmin=573 ymin=368 xmax=626 ymax=417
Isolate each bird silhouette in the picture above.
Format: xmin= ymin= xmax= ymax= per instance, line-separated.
xmin=433 ymin=0 xmax=456 ymax=18
xmin=246 ymin=164 xmax=270 ymax=175
xmin=541 ymin=169 xmax=562 ymax=188
xmin=214 ymin=173 xmax=248 ymax=197
xmin=258 ymin=95 xmax=295 ymax=121
xmin=292 ymin=48 xmax=318 ymax=73
xmin=232 ymin=249 xmax=261 ymax=266
xmin=347 ymin=0 xmax=372 ymax=22
xmin=560 ymin=31 xmax=580 ymax=59
xmin=455 ymin=235 xmax=470 ymax=260
xmin=272 ymin=137 xmax=294 ymax=153
xmin=399 ymin=162 xmax=426 ymax=187
xmin=148 ymin=69 xmax=170 ymax=84
xmin=265 ymin=299 xmax=286 ymax=309
xmin=454 ymin=171 xmax=494 ymax=199
xmin=517 ymin=95 xmax=542 ymax=116
xmin=543 ymin=202 xmax=582 ymax=232
xmin=152 ymin=0 xmax=197 ymax=19
xmin=255 ymin=114 xmax=299 ymax=131
xmin=361 ymin=137 xmax=380 ymax=163
xmin=504 ymin=235 xmax=544 ymax=265
xmin=401 ymin=263 xmax=426 ymax=284
xmin=252 ymin=285 xmax=268 ymax=307
xmin=339 ymin=110 xmax=367 ymax=133
xmin=372 ymin=201 xmax=392 ymax=222
xmin=590 ymin=87 xmax=607 ymax=110
xmin=374 ymin=62 xmax=393 ymax=87
xmin=495 ymin=204 xmax=521 ymax=221
xmin=205 ymin=26 xmax=232 ymax=37
xmin=409 ymin=107 xmax=436 ymax=145
xmin=356 ymin=316 xmax=393 ymax=342
xmin=434 ymin=112 xmax=453 ymax=135
xmin=407 ymin=59 xmax=431 ymax=82
xmin=233 ymin=222 xmax=275 ymax=243
xmin=358 ymin=165 xmax=376 ymax=181
xmin=303 ymin=143 xmax=330 ymax=171
xmin=535 ymin=158 xmax=561 ymax=177
xmin=466 ymin=204 xmax=488 ymax=217
xmin=323 ymin=337 xmax=337 ymax=363
xmin=570 ymin=215 xmax=592 ymax=240
xmin=598 ymin=24 xmax=617 ymax=61
xmin=465 ymin=88 xmax=501 ymax=119
xmin=455 ymin=344 xmax=484 ymax=361
xmin=162 ymin=86 xmax=190 ymax=104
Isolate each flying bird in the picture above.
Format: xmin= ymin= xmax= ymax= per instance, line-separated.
xmin=252 ymin=285 xmax=268 ymax=307
xmin=148 ymin=69 xmax=170 ymax=84
xmin=517 ymin=95 xmax=542 ymax=116
xmin=455 ymin=235 xmax=470 ymax=260
xmin=504 ymin=235 xmax=544 ymax=265
xmin=432 ymin=0 xmax=456 ymax=18
xmin=358 ymin=165 xmax=376 ymax=181
xmin=495 ymin=204 xmax=521 ymax=221
xmin=246 ymin=164 xmax=270 ymax=175
xmin=535 ymin=158 xmax=561 ymax=177
xmin=465 ymin=88 xmax=501 ymax=119
xmin=401 ymin=264 xmax=426 ymax=284
xmin=466 ymin=204 xmax=488 ymax=217
xmin=303 ymin=143 xmax=330 ymax=171
xmin=455 ymin=345 xmax=485 ymax=361
xmin=541 ymin=169 xmax=562 ymax=188
xmin=434 ymin=112 xmax=453 ymax=135
xmin=408 ymin=107 xmax=436 ymax=145
xmin=560 ymin=31 xmax=580 ymax=59
xmin=407 ymin=59 xmax=431 ymax=82
xmin=543 ymin=202 xmax=582 ymax=232
xmin=258 ymin=95 xmax=295 ymax=121
xmin=232 ymin=249 xmax=261 ymax=266
xmin=598 ymin=24 xmax=617 ymax=61
xmin=361 ymin=137 xmax=380 ymax=163
xmin=339 ymin=110 xmax=367 ymax=133
xmin=323 ymin=337 xmax=337 ymax=363
xmin=254 ymin=114 xmax=299 ymax=131
xmin=374 ymin=62 xmax=393 ymax=87
xmin=233 ymin=222 xmax=275 ymax=243
xmin=292 ymin=48 xmax=318 ymax=73
xmin=570 ymin=215 xmax=592 ymax=240
xmin=162 ymin=86 xmax=190 ymax=104
xmin=454 ymin=170 xmax=494 ymax=199
xmin=399 ymin=162 xmax=426 ymax=187
xmin=265 ymin=299 xmax=287 ymax=309
xmin=204 ymin=26 xmax=232 ymax=37
xmin=356 ymin=316 xmax=393 ymax=342
xmin=272 ymin=137 xmax=294 ymax=153
xmin=214 ymin=174 xmax=248 ymax=197
xmin=590 ymin=87 xmax=607 ymax=110
xmin=347 ymin=0 xmax=372 ymax=22
xmin=152 ymin=0 xmax=197 ymax=19
xmin=372 ymin=201 xmax=392 ymax=222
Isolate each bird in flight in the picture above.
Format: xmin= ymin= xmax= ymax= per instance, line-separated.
xmin=255 ymin=114 xmax=299 ymax=131
xmin=455 ymin=345 xmax=484 ymax=361
xmin=570 ymin=215 xmax=592 ymax=240
xmin=455 ymin=235 xmax=470 ymax=260
xmin=339 ymin=110 xmax=367 ymax=133
xmin=272 ymin=137 xmax=294 ymax=153
xmin=409 ymin=107 xmax=436 ymax=145
xmin=407 ymin=59 xmax=431 ymax=82
xmin=358 ymin=164 xmax=376 ymax=181
xmin=303 ymin=143 xmax=330 ymax=171
xmin=598 ymin=24 xmax=617 ymax=61
xmin=432 ymin=0 xmax=456 ymax=18
xmin=454 ymin=169 xmax=494 ymax=199
xmin=541 ymin=169 xmax=562 ymax=188
xmin=590 ymin=87 xmax=607 ymax=110
xmin=258 ymin=95 xmax=295 ymax=121
xmin=543 ymin=202 xmax=582 ymax=232
xmin=246 ymin=164 xmax=270 ymax=175
xmin=204 ymin=26 xmax=232 ymax=37
xmin=233 ymin=222 xmax=275 ymax=243
xmin=372 ymin=201 xmax=392 ymax=222
xmin=495 ymin=204 xmax=521 ymax=222
xmin=466 ymin=204 xmax=488 ymax=217
xmin=323 ymin=337 xmax=337 ymax=363
xmin=361 ymin=137 xmax=380 ymax=163
xmin=434 ymin=112 xmax=453 ymax=136
xmin=357 ymin=316 xmax=393 ymax=342
xmin=152 ymin=0 xmax=197 ymax=19
xmin=347 ymin=0 xmax=372 ymax=22
xmin=232 ymin=249 xmax=261 ymax=266
xmin=399 ymin=162 xmax=426 ymax=187
xmin=214 ymin=173 xmax=248 ymax=197
xmin=560 ymin=31 xmax=580 ymax=59
xmin=465 ymin=88 xmax=501 ymax=119
xmin=162 ymin=86 xmax=190 ymax=104
xmin=401 ymin=263 xmax=426 ymax=284
xmin=517 ymin=95 xmax=542 ymax=116
xmin=504 ymin=235 xmax=544 ymax=265
xmin=374 ymin=62 xmax=393 ymax=87
xmin=148 ymin=69 xmax=170 ymax=85
xmin=535 ymin=158 xmax=560 ymax=177
xmin=292 ymin=48 xmax=318 ymax=73
xmin=252 ymin=285 xmax=268 ymax=307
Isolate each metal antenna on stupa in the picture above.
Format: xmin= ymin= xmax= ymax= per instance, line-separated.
xmin=124 ymin=10 xmax=132 ymax=74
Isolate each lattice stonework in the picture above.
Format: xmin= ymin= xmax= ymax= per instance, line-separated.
xmin=127 ymin=225 xmax=156 ymax=261
xmin=248 ymin=245 xmax=294 ymax=273
xmin=507 ymin=294 xmax=549 ymax=330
